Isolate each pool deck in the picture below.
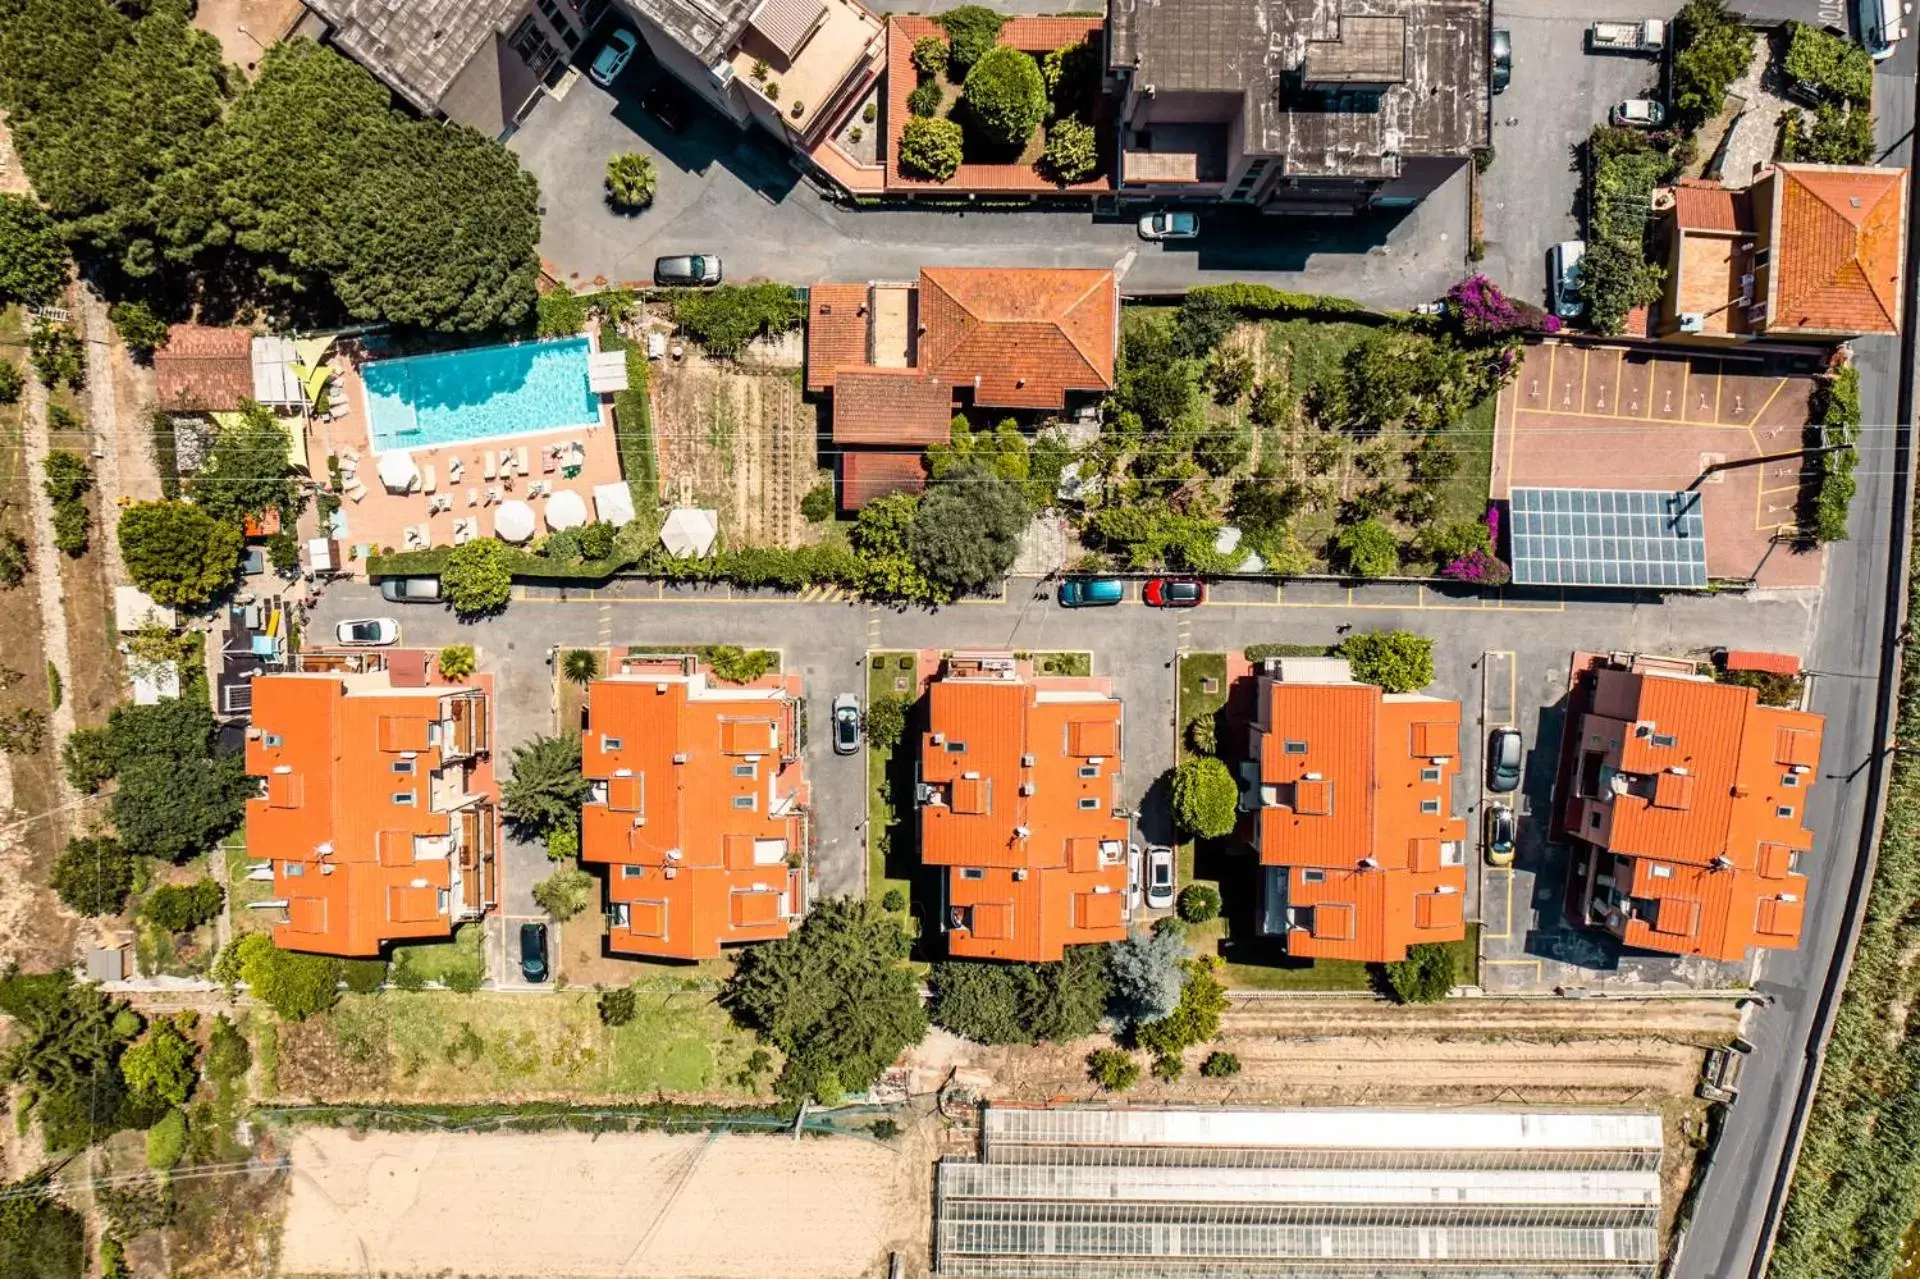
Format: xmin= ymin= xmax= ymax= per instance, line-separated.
xmin=308 ymin=349 xmax=631 ymax=575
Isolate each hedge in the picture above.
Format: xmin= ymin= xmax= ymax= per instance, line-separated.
xmin=1784 ymin=21 xmax=1874 ymax=106
xmin=597 ymin=330 xmax=658 ymax=519
xmin=1810 ymin=365 xmax=1861 ymax=544
xmin=254 ymin=1099 xmax=799 ymax=1134
xmin=1182 ymin=282 xmax=1376 ymax=321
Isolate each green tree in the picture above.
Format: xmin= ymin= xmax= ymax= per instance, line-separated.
xmin=62 ymin=725 xmax=117 ymax=792
xmin=1577 ymin=237 xmax=1666 ymax=336
xmin=118 ymin=501 xmax=242 ymax=606
xmin=929 ymin=947 xmax=1107 ymax=1044
xmin=120 ymin=1017 xmax=199 ymax=1106
xmin=1380 ymin=942 xmax=1456 ymax=1003
xmin=0 ymin=195 xmax=68 ymax=306
xmin=1200 ymin=1050 xmax=1241 ymax=1077
xmin=1781 ymin=100 xmax=1877 ymax=165
xmin=706 ymin=645 xmax=776 ymax=683
xmin=437 ymin=644 xmax=476 ymax=680
xmin=851 ymin=490 xmax=938 ymax=601
xmin=1041 ymin=113 xmax=1098 ymax=183
xmin=1176 ymin=883 xmax=1221 ymax=924
xmin=961 ymin=46 xmax=1045 ymax=147
xmin=1040 ymin=39 xmax=1099 ymax=116
xmin=907 ymin=80 xmax=944 ymax=117
xmin=722 ymin=897 xmax=928 ymax=1103
xmin=800 ymin=483 xmax=835 ymax=523
xmin=106 ymin=696 xmax=215 ymax=766
xmin=537 ymin=283 xmax=588 ymax=336
xmin=108 ymin=299 xmax=170 ymax=360
xmin=1334 ymin=519 xmax=1400 ymax=579
xmin=933 ymin=5 xmax=1007 ymax=71
xmin=1171 ymin=756 xmax=1239 ymax=839
xmin=1338 ymin=629 xmax=1435 ymax=693
xmin=1086 ymin=1047 xmax=1140 ymax=1091
xmin=0 ymin=1169 xmax=86 ymax=1278
xmin=532 ymin=867 xmax=596 ymax=921
xmin=864 ymin=693 xmax=909 ymax=751
xmin=190 ymin=403 xmax=296 ymax=527
xmin=910 ymin=465 xmax=1028 ymax=597
xmin=27 ymin=320 xmax=83 ymax=389
xmin=1136 ymin=955 xmax=1230 ymax=1059
xmin=41 ymin=450 xmax=92 ymax=556
xmin=1106 ymin=925 xmax=1185 ymax=1023
xmin=442 ymin=537 xmax=515 ymax=617
xmin=911 ymin=34 xmax=949 ymax=77
xmin=112 ymin=753 xmax=249 ymax=863
xmin=145 ymin=1107 xmax=187 ymax=1170
xmin=899 ymin=116 xmax=964 ymax=180
xmin=228 ymin=932 xmax=342 ymax=1021
xmin=562 ymin=648 xmax=602 ymax=685
xmin=598 ymin=986 xmax=638 ymax=1026
xmin=0 ymin=970 xmax=153 ymax=1151
xmin=605 ymin=153 xmax=658 ymax=209
xmin=1339 ymin=330 xmax=1477 ymax=433
xmin=1672 ymin=0 xmax=1755 ymax=125
xmin=51 ymin=835 xmax=135 ymax=916
xmin=502 ymin=733 xmax=591 ymax=838
xmin=143 ymin=880 xmax=224 ymax=932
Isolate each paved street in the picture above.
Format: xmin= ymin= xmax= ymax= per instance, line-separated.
xmin=511 ymin=57 xmax=1470 ymax=307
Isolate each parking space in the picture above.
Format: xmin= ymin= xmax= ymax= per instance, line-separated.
xmin=1491 ymin=342 xmax=1823 ymax=588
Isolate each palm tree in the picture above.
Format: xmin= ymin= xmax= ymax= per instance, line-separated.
xmin=562 ymin=649 xmax=601 ymax=685
xmin=605 ymin=153 xmax=658 ymax=210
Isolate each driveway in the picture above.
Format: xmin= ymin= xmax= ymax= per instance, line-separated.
xmin=511 ymin=57 xmax=1472 ymax=308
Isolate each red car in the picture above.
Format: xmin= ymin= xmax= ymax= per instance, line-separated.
xmin=1143 ymin=577 xmax=1205 ymax=607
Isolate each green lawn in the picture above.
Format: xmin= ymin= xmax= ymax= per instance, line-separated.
xmin=1177 ymin=652 xmax=1228 ymax=738
xmin=1029 ymin=651 xmax=1092 ymax=677
xmin=224 ymin=835 xmax=279 ymax=937
xmin=392 ymin=923 xmax=486 ymax=987
xmin=867 ymin=652 xmax=917 ymax=912
xmin=1435 ymin=392 xmax=1497 ymax=530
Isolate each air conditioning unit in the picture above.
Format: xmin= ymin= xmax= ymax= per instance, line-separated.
xmin=1677 ymin=312 xmax=1706 ymax=333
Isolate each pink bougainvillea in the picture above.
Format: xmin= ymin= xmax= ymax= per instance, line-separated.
xmin=1441 ymin=550 xmax=1512 ymax=586
xmin=1446 ymin=275 xmax=1561 ymax=337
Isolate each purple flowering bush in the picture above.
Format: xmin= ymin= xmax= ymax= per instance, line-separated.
xmin=1441 ymin=550 xmax=1511 ymax=586
xmin=1445 ymin=275 xmax=1562 ymax=337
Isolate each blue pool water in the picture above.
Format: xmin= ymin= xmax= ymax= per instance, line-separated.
xmin=362 ymin=336 xmax=600 ymax=452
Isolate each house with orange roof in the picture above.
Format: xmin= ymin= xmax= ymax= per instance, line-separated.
xmin=1563 ymin=656 xmax=1824 ymax=963
xmin=807 ymin=267 xmax=1118 ymax=509
xmin=918 ymin=653 xmax=1131 ymax=962
xmin=244 ymin=661 xmax=498 ymax=957
xmin=1655 ymin=163 xmax=1908 ymax=342
xmin=579 ymin=655 xmax=809 ymax=961
xmin=1246 ymin=657 xmax=1468 ymax=963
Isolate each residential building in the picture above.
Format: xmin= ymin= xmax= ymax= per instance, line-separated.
xmin=1105 ymin=0 xmax=1488 ymax=213
xmin=154 ymin=325 xmax=255 ymax=413
xmin=580 ymin=655 xmax=809 ymax=960
xmin=244 ymin=660 xmax=498 ymax=957
xmin=918 ymin=654 xmax=1130 ymax=962
xmin=1654 ymin=163 xmax=1909 ymax=342
xmin=1246 ymin=657 xmax=1467 ymax=963
xmin=806 ymin=267 xmax=1118 ymax=508
xmin=1564 ymin=655 xmax=1823 ymax=963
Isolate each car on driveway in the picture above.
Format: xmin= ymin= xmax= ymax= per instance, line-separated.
xmin=1487 ymin=726 xmax=1524 ymax=793
xmin=1145 ymin=846 xmax=1175 ymax=910
xmin=335 ymin=617 xmax=398 ymax=646
xmin=832 ymin=693 xmax=861 ymax=755
xmin=519 ymin=922 xmax=549 ymax=984
xmin=641 ymin=81 xmax=690 ymax=132
xmin=1144 ymin=577 xmax=1205 ymax=607
xmin=654 ymin=254 xmax=722 ymax=286
xmin=1611 ymin=98 xmax=1666 ymax=128
xmin=379 ymin=576 xmax=443 ymax=604
xmin=589 ymin=28 xmax=638 ymax=86
xmin=1548 ymin=241 xmax=1586 ymax=320
xmin=1490 ymin=28 xmax=1511 ymax=93
xmin=1484 ymin=803 xmax=1516 ymax=867
xmin=1057 ymin=576 xmax=1125 ymax=607
xmin=1138 ymin=211 xmax=1199 ymax=241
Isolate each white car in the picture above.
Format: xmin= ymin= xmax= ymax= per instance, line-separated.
xmin=335 ymin=617 xmax=399 ymax=646
xmin=1145 ymin=845 xmax=1175 ymax=910
xmin=1137 ymin=211 xmax=1199 ymax=241
xmin=1611 ymin=98 xmax=1667 ymax=128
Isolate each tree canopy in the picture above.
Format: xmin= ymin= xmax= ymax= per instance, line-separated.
xmin=0 ymin=969 xmax=156 ymax=1151
xmin=0 ymin=1170 xmax=85 ymax=1279
xmin=119 ymin=1015 xmax=200 ymax=1107
xmin=910 ymin=465 xmax=1029 ymax=597
xmin=1381 ymin=942 xmax=1456 ymax=1003
xmin=118 ymin=501 xmax=242 ymax=606
xmin=962 ymin=46 xmax=1045 ymax=147
xmin=0 ymin=195 xmax=68 ymax=306
xmin=190 ymin=402 xmax=297 ymax=526
xmin=501 ymin=734 xmax=591 ymax=838
xmin=1106 ymin=926 xmax=1185 ymax=1024
xmin=441 ymin=537 xmax=515 ymax=617
xmin=722 ymin=896 xmax=928 ymax=1103
xmin=50 ymin=836 xmax=134 ymax=916
xmin=218 ymin=933 xmax=342 ymax=1020
xmin=1337 ymin=629 xmax=1434 ymax=693
xmin=1172 ymin=756 xmax=1239 ymax=839
xmin=928 ymin=947 xmax=1108 ymax=1044
xmin=112 ymin=752 xmax=250 ymax=863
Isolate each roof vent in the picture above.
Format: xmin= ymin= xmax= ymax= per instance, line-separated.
xmin=1359 ymin=856 xmax=1379 ymax=869
xmin=656 ymin=682 xmax=669 ymax=693
xmin=1304 ymin=772 xmax=1324 ymax=781
xmin=1851 ymin=197 xmax=1862 ymax=208
xmin=1670 ymin=766 xmax=1690 ymax=776
xmin=666 ymin=848 xmax=682 ymax=861
xmin=664 ymin=866 xmax=678 ymax=879
xmin=246 ymin=726 xmax=262 ymax=739
xmin=820 ymin=304 xmax=832 ymax=314
xmin=273 ymin=764 xmax=292 ymax=775
xmin=931 ymin=732 xmax=946 ymax=745
xmin=614 ymin=767 xmax=633 ymax=777
xmin=962 ymin=770 xmax=981 ymax=780
xmin=1019 ymin=782 xmax=1036 ymax=796
xmin=316 ymin=842 xmax=334 ymax=856
xmin=672 ymin=753 xmax=688 ymax=764
xmin=1013 ymin=868 xmax=1028 ymax=881
xmin=1021 ymin=754 xmax=1036 ymax=767
xmin=320 ymin=864 xmax=335 ymax=875
xmin=1013 ymin=825 xmax=1031 ymax=838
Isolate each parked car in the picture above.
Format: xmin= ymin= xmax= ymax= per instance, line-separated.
xmin=1144 ymin=577 xmax=1205 ymax=608
xmin=1487 ymin=726 xmax=1524 ymax=793
xmin=1138 ymin=211 xmax=1199 ymax=241
xmin=1864 ymin=0 xmax=1903 ymax=60
xmin=519 ymin=922 xmax=549 ymax=984
xmin=641 ymin=81 xmax=689 ymax=132
xmin=1611 ymin=98 xmax=1667 ymax=128
xmin=1548 ymin=240 xmax=1586 ymax=320
xmin=654 ymin=254 xmax=723 ymax=286
xmin=589 ymin=28 xmax=639 ymax=86
xmin=379 ymin=576 xmax=443 ymax=603
xmin=1490 ymin=28 xmax=1512 ymax=93
xmin=334 ymin=617 xmax=398 ymax=646
xmin=1587 ymin=18 xmax=1666 ymax=54
xmin=1483 ymin=803 xmax=1516 ymax=867
xmin=1145 ymin=845 xmax=1175 ymax=910
xmin=1058 ymin=577 xmax=1125 ymax=607
xmin=832 ymin=693 xmax=861 ymax=755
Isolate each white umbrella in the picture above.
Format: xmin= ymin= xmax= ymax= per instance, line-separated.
xmin=593 ymin=482 xmax=636 ymax=528
xmin=377 ymin=450 xmax=419 ymax=493
xmin=545 ymin=489 xmax=588 ymax=530
xmin=494 ymin=500 xmax=536 ymax=543
xmin=659 ymin=507 xmax=719 ymax=558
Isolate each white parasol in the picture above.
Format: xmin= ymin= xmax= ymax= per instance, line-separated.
xmin=545 ymin=488 xmax=588 ymax=530
xmin=493 ymin=500 xmax=536 ymax=543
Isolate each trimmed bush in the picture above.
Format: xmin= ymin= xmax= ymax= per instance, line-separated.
xmin=1176 ymin=883 xmax=1221 ymax=925
xmin=1041 ymin=116 xmax=1097 ymax=183
xmin=881 ymin=887 xmax=907 ymax=912
xmin=1380 ymin=942 xmax=1456 ymax=1003
xmin=1087 ymin=1048 xmax=1140 ymax=1092
xmin=1171 ymin=757 xmax=1239 ymax=839
xmin=911 ymin=34 xmax=948 ymax=77
xmin=1200 ymin=1050 xmax=1242 ymax=1078
xmin=933 ymin=5 xmax=1006 ymax=72
xmin=899 ymin=116 xmax=964 ymax=179
xmin=442 ymin=538 xmax=514 ymax=617
xmin=800 ymin=483 xmax=834 ymax=523
xmin=961 ymin=47 xmax=1046 ymax=147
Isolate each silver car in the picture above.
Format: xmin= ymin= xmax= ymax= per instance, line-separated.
xmin=653 ymin=254 xmax=723 ymax=287
xmin=832 ymin=693 xmax=861 ymax=755
xmin=1138 ymin=211 xmax=1199 ymax=241
xmin=1548 ymin=241 xmax=1585 ymax=320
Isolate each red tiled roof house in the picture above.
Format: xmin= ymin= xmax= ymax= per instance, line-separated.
xmin=580 ymin=655 xmax=810 ymax=961
xmin=154 ymin=324 xmax=255 ymax=412
xmin=807 ymin=266 xmax=1117 ymax=508
xmin=918 ymin=653 xmax=1130 ymax=961
xmin=1247 ymin=657 xmax=1468 ymax=963
xmin=245 ymin=665 xmax=498 ymax=957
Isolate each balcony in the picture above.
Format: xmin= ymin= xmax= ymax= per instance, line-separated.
xmin=730 ymin=0 xmax=883 ymax=142
xmin=440 ymin=691 xmax=489 ymax=761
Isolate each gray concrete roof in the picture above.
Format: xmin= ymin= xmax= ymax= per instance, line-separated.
xmin=306 ymin=0 xmax=530 ymax=112
xmin=623 ymin=0 xmax=755 ymax=65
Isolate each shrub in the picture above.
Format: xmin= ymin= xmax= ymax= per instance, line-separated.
xmin=1446 ymin=274 xmax=1560 ymax=337
xmin=1672 ymin=0 xmax=1755 ymax=125
xmin=605 ymin=153 xmax=658 ymax=209
xmin=911 ymin=34 xmax=948 ymax=77
xmin=1185 ymin=714 xmax=1217 ymax=756
xmin=598 ymin=986 xmax=638 ymax=1027
xmin=668 ymin=284 xmax=807 ymax=358
xmin=1151 ymin=1052 xmax=1184 ymax=1081
xmin=881 ymin=888 xmax=907 ymax=912
xmin=52 ymin=836 xmax=135 ymax=916
xmin=145 ymin=1109 xmax=187 ymax=1171
xmin=800 ymin=483 xmax=835 ymax=523
xmin=1040 ymin=39 xmax=1099 ymax=116
xmin=562 ymin=648 xmax=601 ymax=685
xmin=228 ymin=933 xmax=342 ymax=1021
xmin=44 ymin=450 xmax=93 ymax=556
xmin=933 ymin=5 xmax=1006 ymax=72
xmin=28 ymin=320 xmax=84 ymax=389
xmin=1041 ymin=116 xmax=1098 ymax=183
xmin=121 ymin=1018 xmax=199 ymax=1108
xmin=962 ymin=46 xmax=1045 ymax=146
xmin=341 ymin=959 xmax=388 ymax=994
xmin=533 ymin=867 xmax=596 ymax=921
xmin=546 ymin=825 xmax=580 ymax=862
xmin=118 ymin=501 xmax=242 ymax=606
xmin=1380 ymin=942 xmax=1456 ymax=1003
xmin=929 ymin=948 xmax=1108 ymax=1044
xmin=1200 ymin=1050 xmax=1241 ymax=1078
xmin=1337 ymin=629 xmax=1434 ymax=693
xmin=63 ymin=726 xmax=118 ymax=792
xmin=907 ymin=80 xmax=944 ymax=117
xmin=1812 ymin=365 xmax=1861 ymax=543
xmin=706 ymin=645 xmax=776 ymax=684
xmin=0 ymin=193 xmax=68 ymax=307
xmin=1783 ymin=21 xmax=1874 ymax=105
xmin=1781 ymin=100 xmax=1876 ymax=165
xmin=1135 ymin=956 xmax=1230 ymax=1060
xmin=437 ymin=644 xmax=476 ymax=680
xmin=1087 ymin=1048 xmax=1140 ymax=1092
xmin=0 ymin=706 xmax=47 ymax=755
xmin=1176 ymin=883 xmax=1221 ymax=925
xmin=109 ymin=300 xmax=170 ymax=359
xmin=865 ymin=693 xmax=909 ymax=751
xmin=1334 ymin=519 xmax=1400 ymax=579
xmin=266 ymin=529 xmax=300 ymax=573
xmin=0 ymin=528 xmax=24 ymax=588
xmin=537 ymin=283 xmax=588 ymax=337
xmin=899 ymin=116 xmax=964 ymax=179
xmin=579 ymin=521 xmax=616 ymax=560
xmin=441 ymin=538 xmax=514 ymax=617
xmin=143 ymin=880 xmax=223 ymax=932
xmin=1417 ymin=520 xmax=1491 ymax=565
xmin=0 ymin=360 xmax=21 ymax=405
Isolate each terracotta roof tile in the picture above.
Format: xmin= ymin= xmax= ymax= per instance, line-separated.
xmin=806 ymin=284 xmax=871 ymax=391
xmin=833 ymin=369 xmax=954 ymax=445
xmin=154 ymin=324 xmax=254 ymax=411
xmin=838 ymin=450 xmax=927 ymax=508
xmin=1768 ymin=164 xmax=1907 ymax=336
xmin=1672 ymin=181 xmax=1753 ymax=233
xmin=918 ymin=266 xmax=1116 ymax=408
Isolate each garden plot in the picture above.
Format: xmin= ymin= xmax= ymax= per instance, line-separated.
xmin=649 ymin=343 xmax=820 ymax=549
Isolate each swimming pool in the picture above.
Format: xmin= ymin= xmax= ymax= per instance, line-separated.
xmin=361 ymin=336 xmax=601 ymax=452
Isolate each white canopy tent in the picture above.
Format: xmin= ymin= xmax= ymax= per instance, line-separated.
xmin=545 ymin=489 xmax=588 ymax=530
xmin=592 ymin=482 xmax=636 ymax=528
xmin=377 ymin=450 xmax=419 ymax=492
xmin=659 ymin=507 xmax=719 ymax=558
xmin=587 ymin=348 xmax=630 ymax=394
xmin=494 ymin=500 xmax=537 ymax=543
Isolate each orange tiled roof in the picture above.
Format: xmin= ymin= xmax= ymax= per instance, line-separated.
xmin=833 ymin=369 xmax=953 ymax=445
xmin=839 ymin=449 xmax=927 ymax=508
xmin=580 ymin=665 xmax=809 ymax=961
xmin=920 ymin=660 xmax=1128 ymax=961
xmin=1766 ymin=163 xmax=1907 ymax=336
xmin=154 ymin=324 xmax=253 ymax=411
xmin=246 ymin=668 xmax=498 ymax=957
xmin=806 ymin=283 xmax=870 ymax=391
xmin=917 ymin=267 xmax=1117 ymax=409
xmin=1672 ymin=181 xmax=1753 ymax=233
xmin=1250 ymin=678 xmax=1467 ymax=962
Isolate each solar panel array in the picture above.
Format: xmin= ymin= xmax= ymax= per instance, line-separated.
xmin=1509 ymin=488 xmax=1709 ymax=589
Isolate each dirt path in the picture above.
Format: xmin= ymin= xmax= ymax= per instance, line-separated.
xmin=79 ymin=289 xmax=135 ymax=584
xmin=20 ymin=374 xmax=79 ymax=823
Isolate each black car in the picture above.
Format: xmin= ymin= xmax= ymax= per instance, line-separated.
xmin=641 ymin=82 xmax=689 ymax=133
xmin=1487 ymin=726 xmax=1523 ymax=793
xmin=519 ymin=922 xmax=549 ymax=984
